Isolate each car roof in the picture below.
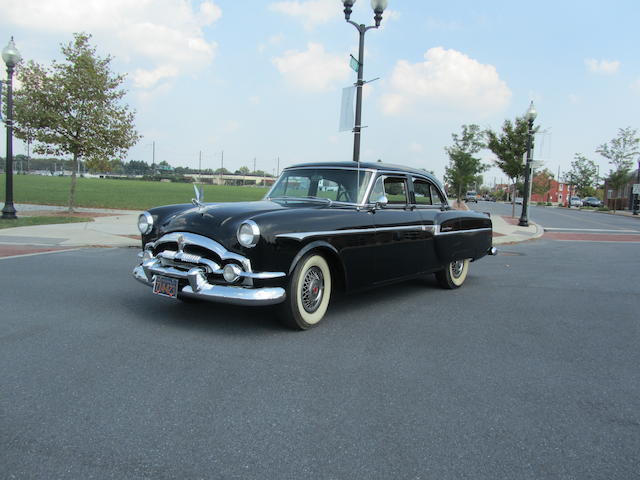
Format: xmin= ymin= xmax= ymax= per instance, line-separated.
xmin=285 ymin=161 xmax=441 ymax=185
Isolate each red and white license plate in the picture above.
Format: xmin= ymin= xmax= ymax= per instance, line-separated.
xmin=153 ymin=275 xmax=179 ymax=298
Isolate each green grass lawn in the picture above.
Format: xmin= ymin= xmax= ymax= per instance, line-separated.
xmin=0 ymin=216 xmax=93 ymax=229
xmin=0 ymin=175 xmax=270 ymax=210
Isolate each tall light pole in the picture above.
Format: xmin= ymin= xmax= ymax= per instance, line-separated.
xmin=1 ymin=37 xmax=21 ymax=220
xmin=342 ymin=0 xmax=388 ymax=162
xmin=633 ymin=159 xmax=640 ymax=215
xmin=518 ymin=101 xmax=537 ymax=227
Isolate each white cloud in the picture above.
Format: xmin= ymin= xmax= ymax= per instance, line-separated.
xmin=2 ymin=0 xmax=221 ymax=89
xmin=585 ymin=58 xmax=620 ymax=75
xmin=269 ymin=0 xmax=339 ymax=29
xmin=380 ymin=47 xmax=511 ymax=115
xmin=272 ymin=42 xmax=349 ymax=92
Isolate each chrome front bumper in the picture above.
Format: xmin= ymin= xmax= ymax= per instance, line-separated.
xmin=132 ymin=232 xmax=287 ymax=306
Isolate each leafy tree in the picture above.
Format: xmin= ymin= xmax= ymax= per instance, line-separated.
xmin=13 ymin=32 xmax=140 ymax=211
xmin=236 ymin=166 xmax=250 ymax=175
xmin=532 ymin=168 xmax=554 ymax=202
xmin=124 ymin=160 xmax=152 ymax=175
xmin=443 ymin=124 xmax=487 ymax=202
xmin=564 ymin=154 xmax=598 ymax=197
xmin=486 ymin=117 xmax=538 ymax=211
xmin=596 ymin=127 xmax=639 ymax=208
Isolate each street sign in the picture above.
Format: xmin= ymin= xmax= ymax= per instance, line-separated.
xmin=633 ymin=184 xmax=640 ymax=194
xmin=349 ymin=55 xmax=360 ymax=73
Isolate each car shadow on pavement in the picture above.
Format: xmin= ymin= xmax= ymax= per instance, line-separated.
xmin=123 ymin=293 xmax=284 ymax=335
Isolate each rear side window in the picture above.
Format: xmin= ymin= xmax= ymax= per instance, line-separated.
xmin=413 ymin=177 xmax=445 ymax=206
xmin=413 ymin=178 xmax=433 ymax=205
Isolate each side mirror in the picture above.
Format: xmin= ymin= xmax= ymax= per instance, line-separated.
xmin=375 ymin=195 xmax=388 ymax=209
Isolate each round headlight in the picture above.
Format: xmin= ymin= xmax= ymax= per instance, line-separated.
xmin=237 ymin=220 xmax=260 ymax=247
xmin=223 ymin=264 xmax=242 ymax=283
xmin=138 ymin=211 xmax=154 ymax=234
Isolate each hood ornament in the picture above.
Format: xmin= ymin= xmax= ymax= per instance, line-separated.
xmin=192 ymin=184 xmax=205 ymax=211
xmin=177 ymin=234 xmax=185 ymax=252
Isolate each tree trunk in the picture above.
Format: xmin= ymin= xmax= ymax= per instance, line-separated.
xmin=68 ymin=153 xmax=78 ymax=213
xmin=511 ymin=181 xmax=516 ymax=218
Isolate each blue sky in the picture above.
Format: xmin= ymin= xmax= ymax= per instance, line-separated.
xmin=1 ymin=0 xmax=639 ymax=184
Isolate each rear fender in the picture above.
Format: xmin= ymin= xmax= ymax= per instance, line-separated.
xmin=434 ymin=212 xmax=492 ymax=264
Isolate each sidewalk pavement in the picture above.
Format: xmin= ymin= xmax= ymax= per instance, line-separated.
xmin=0 ymin=204 xmax=141 ymax=248
xmin=0 ymin=203 xmax=543 ymax=249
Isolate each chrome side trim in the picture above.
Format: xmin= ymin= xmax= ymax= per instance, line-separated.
xmin=434 ymin=227 xmax=492 ymax=236
xmin=276 ymin=225 xmax=427 ymax=241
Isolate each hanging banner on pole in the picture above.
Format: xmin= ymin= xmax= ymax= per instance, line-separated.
xmin=339 ymin=85 xmax=355 ymax=132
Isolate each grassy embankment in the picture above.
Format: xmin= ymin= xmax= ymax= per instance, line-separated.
xmin=0 ymin=174 xmax=269 ymax=210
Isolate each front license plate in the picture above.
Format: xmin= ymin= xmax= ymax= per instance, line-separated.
xmin=153 ymin=275 xmax=179 ymax=298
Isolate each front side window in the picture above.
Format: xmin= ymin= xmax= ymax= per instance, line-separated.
xmin=370 ymin=176 xmax=408 ymax=205
xmin=267 ymin=168 xmax=373 ymax=204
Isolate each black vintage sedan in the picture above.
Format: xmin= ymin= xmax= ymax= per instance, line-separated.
xmin=133 ymin=162 xmax=496 ymax=329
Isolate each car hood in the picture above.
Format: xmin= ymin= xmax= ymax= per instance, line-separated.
xmin=160 ymin=200 xmax=323 ymax=249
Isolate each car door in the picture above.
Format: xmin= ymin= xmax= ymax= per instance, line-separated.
xmin=411 ymin=176 xmax=445 ymax=272
xmin=370 ymin=174 xmax=427 ymax=282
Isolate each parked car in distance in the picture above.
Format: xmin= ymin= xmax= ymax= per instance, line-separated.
xmin=132 ymin=162 xmax=496 ymax=330
xmin=515 ymin=197 xmax=523 ymax=205
xmin=464 ymin=191 xmax=478 ymax=203
xmin=581 ymin=197 xmax=603 ymax=208
xmin=569 ymin=196 xmax=583 ymax=207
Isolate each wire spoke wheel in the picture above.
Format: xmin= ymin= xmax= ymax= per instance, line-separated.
xmin=301 ymin=266 xmax=324 ymax=313
xmin=435 ymin=258 xmax=470 ymax=289
xmin=278 ymin=252 xmax=332 ymax=330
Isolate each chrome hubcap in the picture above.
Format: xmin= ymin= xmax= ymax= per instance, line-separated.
xmin=301 ymin=266 xmax=324 ymax=313
xmin=451 ymin=260 xmax=464 ymax=279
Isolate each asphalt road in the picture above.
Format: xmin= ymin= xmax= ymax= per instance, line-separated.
xmin=1 ymin=227 xmax=639 ymax=478
xmin=472 ymin=200 xmax=640 ymax=232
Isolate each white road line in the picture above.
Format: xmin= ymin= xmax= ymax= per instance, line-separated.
xmin=0 ymin=248 xmax=84 ymax=261
xmin=544 ymin=228 xmax=638 ymax=233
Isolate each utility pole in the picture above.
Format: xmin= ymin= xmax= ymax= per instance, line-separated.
xmin=199 ymin=151 xmax=202 ymax=173
xmin=152 ymin=141 xmax=155 ymax=165
xmin=253 ymin=157 xmax=256 ymax=174
xmin=277 ymin=157 xmax=280 ymax=177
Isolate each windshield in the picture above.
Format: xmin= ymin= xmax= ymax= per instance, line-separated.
xmin=266 ymin=168 xmax=373 ymax=204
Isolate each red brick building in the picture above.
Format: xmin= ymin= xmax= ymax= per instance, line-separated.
xmin=531 ymin=178 xmax=574 ymax=204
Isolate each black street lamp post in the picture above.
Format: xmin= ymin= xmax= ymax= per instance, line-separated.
xmin=633 ymin=160 xmax=640 ymax=215
xmin=1 ymin=37 xmax=21 ymax=220
xmin=518 ymin=101 xmax=537 ymax=227
xmin=342 ymin=0 xmax=388 ymax=162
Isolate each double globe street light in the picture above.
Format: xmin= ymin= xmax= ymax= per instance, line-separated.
xmin=1 ymin=37 xmax=21 ymax=220
xmin=342 ymin=0 xmax=388 ymax=162
xmin=518 ymin=101 xmax=538 ymax=227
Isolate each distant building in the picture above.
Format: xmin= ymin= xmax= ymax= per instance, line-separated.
xmin=531 ymin=179 xmax=573 ymax=204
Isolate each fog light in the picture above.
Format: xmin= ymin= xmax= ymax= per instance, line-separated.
xmin=223 ymin=264 xmax=242 ymax=283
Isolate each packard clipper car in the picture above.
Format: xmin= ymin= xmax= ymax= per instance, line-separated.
xmin=133 ymin=162 xmax=496 ymax=329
